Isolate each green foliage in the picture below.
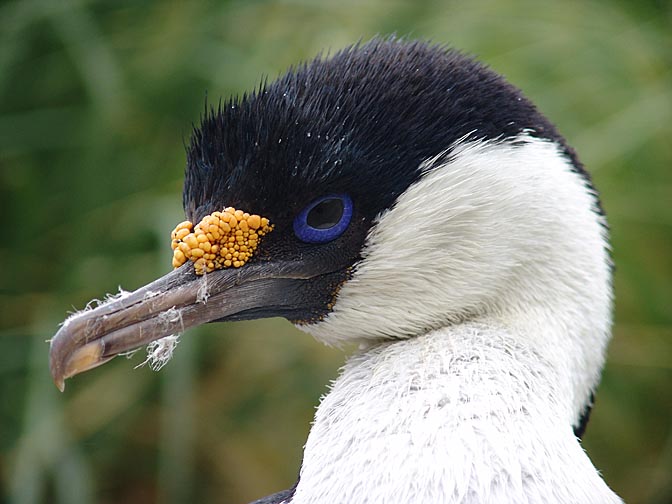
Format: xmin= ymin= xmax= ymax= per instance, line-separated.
xmin=1 ymin=0 xmax=670 ymax=502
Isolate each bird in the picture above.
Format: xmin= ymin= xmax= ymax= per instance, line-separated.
xmin=49 ymin=37 xmax=621 ymax=503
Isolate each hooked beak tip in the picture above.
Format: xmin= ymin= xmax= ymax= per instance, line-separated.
xmin=50 ymin=336 xmax=110 ymax=392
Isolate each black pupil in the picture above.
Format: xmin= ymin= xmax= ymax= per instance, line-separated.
xmin=307 ymin=198 xmax=344 ymax=229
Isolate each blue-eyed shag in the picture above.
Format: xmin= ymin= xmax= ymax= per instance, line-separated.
xmin=49 ymin=37 xmax=621 ymax=503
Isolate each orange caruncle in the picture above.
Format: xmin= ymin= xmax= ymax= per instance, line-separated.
xmin=170 ymin=208 xmax=273 ymax=275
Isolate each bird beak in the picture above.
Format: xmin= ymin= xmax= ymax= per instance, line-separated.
xmin=49 ymin=258 xmax=330 ymax=391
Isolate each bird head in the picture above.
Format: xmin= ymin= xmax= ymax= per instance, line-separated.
xmin=49 ymin=38 xmax=612 ymax=429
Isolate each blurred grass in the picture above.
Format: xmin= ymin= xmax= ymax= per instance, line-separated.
xmin=1 ymin=0 xmax=670 ymax=502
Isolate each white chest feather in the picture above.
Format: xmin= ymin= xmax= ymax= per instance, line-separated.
xmin=292 ymin=326 xmax=620 ymax=504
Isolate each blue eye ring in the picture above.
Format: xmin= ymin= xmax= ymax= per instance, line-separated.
xmin=293 ymin=194 xmax=353 ymax=244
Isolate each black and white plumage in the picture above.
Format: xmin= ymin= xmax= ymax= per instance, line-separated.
xmin=50 ymin=38 xmax=620 ymax=503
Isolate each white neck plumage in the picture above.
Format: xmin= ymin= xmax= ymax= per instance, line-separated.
xmin=294 ymin=135 xmax=620 ymax=503
xmin=295 ymin=320 xmax=621 ymax=503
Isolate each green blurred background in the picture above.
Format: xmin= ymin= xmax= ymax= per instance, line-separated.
xmin=1 ymin=0 xmax=670 ymax=502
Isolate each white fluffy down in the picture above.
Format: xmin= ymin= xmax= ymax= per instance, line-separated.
xmin=294 ymin=135 xmax=618 ymax=503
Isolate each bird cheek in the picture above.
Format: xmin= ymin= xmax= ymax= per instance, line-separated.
xmin=288 ymin=269 xmax=352 ymax=326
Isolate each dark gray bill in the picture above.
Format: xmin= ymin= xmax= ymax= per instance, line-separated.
xmin=49 ymin=259 xmax=331 ymax=391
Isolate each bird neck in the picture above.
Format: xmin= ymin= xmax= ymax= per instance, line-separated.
xmin=304 ymin=135 xmax=614 ymax=426
xmin=292 ymin=320 xmax=621 ymax=503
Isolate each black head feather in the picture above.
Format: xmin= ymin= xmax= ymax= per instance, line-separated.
xmin=183 ymin=37 xmax=576 ymax=226
xmin=180 ymin=37 xmax=603 ymax=324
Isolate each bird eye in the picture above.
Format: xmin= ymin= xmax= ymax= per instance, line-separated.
xmin=293 ymin=194 xmax=353 ymax=244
